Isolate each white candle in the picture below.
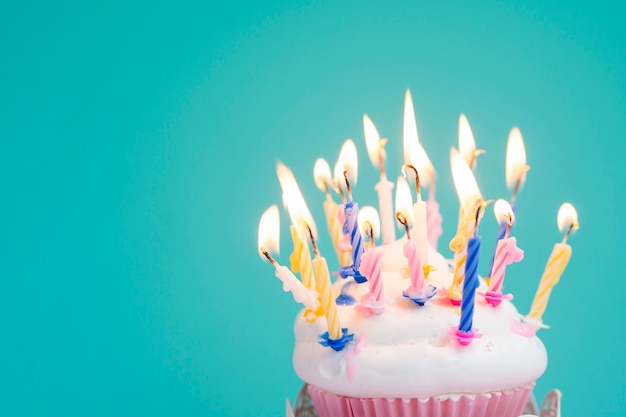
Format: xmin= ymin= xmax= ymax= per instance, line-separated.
xmin=363 ymin=114 xmax=395 ymax=245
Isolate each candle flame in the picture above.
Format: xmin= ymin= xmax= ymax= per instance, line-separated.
xmin=363 ymin=114 xmax=386 ymax=170
xmin=395 ymin=175 xmax=414 ymax=228
xmin=313 ymin=158 xmax=333 ymax=193
xmin=459 ymin=114 xmax=476 ymax=167
xmin=357 ymin=206 xmax=381 ymax=240
xmin=557 ymin=202 xmax=579 ymax=232
xmin=258 ymin=205 xmax=280 ymax=258
xmin=506 ymin=127 xmax=528 ymax=189
xmin=334 ymin=139 xmax=358 ymax=191
xmin=403 ymin=89 xmax=435 ymax=187
xmin=494 ymin=199 xmax=515 ymax=225
xmin=450 ymin=147 xmax=482 ymax=212
xmin=276 ymin=162 xmax=318 ymax=240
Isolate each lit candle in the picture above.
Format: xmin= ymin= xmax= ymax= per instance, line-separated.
xmin=486 ymin=127 xmax=529 ymax=279
xmin=276 ymin=162 xmax=317 ymax=292
xmin=336 ymin=140 xmax=366 ymax=283
xmin=363 ymin=114 xmax=395 ymax=245
xmin=257 ymin=205 xmax=319 ymax=311
xmin=314 ymin=158 xmax=351 ymax=267
xmin=483 ymin=200 xmax=524 ymax=307
xmin=526 ymin=203 xmax=579 ymax=329
xmin=403 ymin=89 xmax=442 ymax=250
xmin=454 ymin=202 xmax=487 ymax=345
xmin=357 ymin=206 xmax=386 ymax=314
xmin=396 ymin=176 xmax=436 ymax=306
xmin=447 ymin=147 xmax=483 ymax=305
xmin=402 ymin=164 xmax=429 ymax=266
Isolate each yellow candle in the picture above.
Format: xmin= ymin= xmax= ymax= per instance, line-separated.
xmin=313 ymin=254 xmax=342 ymax=340
xmin=447 ymin=214 xmax=473 ymax=302
xmin=289 ymin=225 xmax=316 ymax=291
xmin=526 ymin=202 xmax=579 ymax=328
xmin=528 ymin=242 xmax=572 ymax=324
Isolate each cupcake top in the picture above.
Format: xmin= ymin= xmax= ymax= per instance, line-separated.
xmin=292 ymin=238 xmax=547 ymax=399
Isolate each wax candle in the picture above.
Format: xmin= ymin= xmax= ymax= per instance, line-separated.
xmin=363 ymin=114 xmax=395 ymax=245
xmin=526 ymin=203 xmax=579 ymax=329
xmin=452 ymin=202 xmax=487 ymax=346
xmin=314 ymin=158 xmax=351 ymax=266
xmin=357 ymin=207 xmax=385 ymax=313
xmin=402 ymin=164 xmax=429 ymax=266
xmin=335 ymin=140 xmax=366 ymax=283
xmin=396 ymin=176 xmax=437 ymax=306
xmin=258 ymin=205 xmax=319 ymax=311
xmin=483 ymin=200 xmax=524 ymax=307
xmin=403 ymin=89 xmax=442 ymax=250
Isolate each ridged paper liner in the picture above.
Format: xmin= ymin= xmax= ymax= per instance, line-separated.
xmin=307 ymin=383 xmax=534 ymax=417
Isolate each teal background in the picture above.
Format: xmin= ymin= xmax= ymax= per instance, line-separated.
xmin=1 ymin=1 xmax=624 ymax=416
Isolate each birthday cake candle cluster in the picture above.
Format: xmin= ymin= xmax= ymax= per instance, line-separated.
xmin=257 ymin=90 xmax=578 ymax=417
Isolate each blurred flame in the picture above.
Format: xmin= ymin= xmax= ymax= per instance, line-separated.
xmin=258 ymin=205 xmax=280 ymax=257
xmin=494 ymin=199 xmax=515 ymax=225
xmin=402 ymin=89 xmax=435 ymax=187
xmin=358 ymin=206 xmax=381 ymax=240
xmin=450 ymin=147 xmax=482 ymax=212
xmin=334 ymin=139 xmax=358 ymax=186
xmin=506 ymin=127 xmax=528 ymax=189
xmin=459 ymin=114 xmax=476 ymax=167
xmin=313 ymin=158 xmax=332 ymax=193
xmin=557 ymin=203 xmax=579 ymax=232
xmin=363 ymin=114 xmax=385 ymax=169
xmin=395 ymin=175 xmax=414 ymax=228
xmin=276 ymin=162 xmax=318 ymax=239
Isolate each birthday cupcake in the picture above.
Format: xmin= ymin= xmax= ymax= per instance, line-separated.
xmin=258 ymin=91 xmax=577 ymax=417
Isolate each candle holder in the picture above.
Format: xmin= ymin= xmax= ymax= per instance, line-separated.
xmin=338 ymin=264 xmax=367 ymax=283
xmin=402 ymin=284 xmax=437 ymax=306
xmin=318 ymin=328 xmax=354 ymax=352
xmin=360 ymin=293 xmax=387 ymax=315
xmin=479 ymin=290 xmax=513 ymax=308
xmin=450 ymin=326 xmax=483 ymax=346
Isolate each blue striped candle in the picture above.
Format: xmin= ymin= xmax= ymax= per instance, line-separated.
xmin=460 ymin=232 xmax=481 ymax=333
xmin=338 ymin=201 xmax=366 ymax=283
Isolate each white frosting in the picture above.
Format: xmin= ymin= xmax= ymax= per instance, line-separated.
xmin=293 ymin=238 xmax=547 ymax=399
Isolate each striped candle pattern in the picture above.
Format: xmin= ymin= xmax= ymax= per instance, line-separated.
xmin=313 ymin=255 xmax=342 ymax=339
xmin=488 ymin=237 xmax=524 ymax=293
xmin=360 ymin=247 xmax=384 ymax=301
xmin=528 ymin=242 xmax=572 ymax=322
xmin=289 ymin=225 xmax=316 ymax=291
xmin=487 ymin=202 xmax=517 ymax=278
xmin=404 ymin=239 xmax=425 ymax=292
xmin=323 ymin=197 xmax=352 ymax=266
xmin=426 ymin=197 xmax=443 ymax=250
xmin=344 ymin=201 xmax=365 ymax=271
xmin=460 ymin=234 xmax=481 ymax=333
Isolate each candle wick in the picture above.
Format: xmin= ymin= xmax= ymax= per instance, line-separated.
xmin=562 ymin=223 xmax=576 ymax=244
xmin=378 ymin=139 xmax=387 ymax=179
xmin=343 ymin=170 xmax=353 ymax=201
xmin=505 ymin=214 xmax=512 ymax=238
xmin=402 ymin=164 xmax=421 ymax=198
xmin=305 ymin=223 xmax=319 ymax=256
xmin=261 ymin=247 xmax=277 ymax=265
xmin=366 ymin=222 xmax=375 ymax=247
xmin=511 ymin=166 xmax=530 ymax=203
xmin=396 ymin=212 xmax=411 ymax=240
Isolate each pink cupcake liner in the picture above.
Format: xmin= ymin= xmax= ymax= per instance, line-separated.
xmin=308 ymin=383 xmax=534 ymax=417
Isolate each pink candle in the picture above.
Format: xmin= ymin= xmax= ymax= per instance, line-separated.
xmin=488 ymin=237 xmax=524 ymax=294
xmin=360 ymin=246 xmax=384 ymax=303
xmin=483 ymin=199 xmax=524 ymax=307
xmin=404 ymin=239 xmax=425 ymax=291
